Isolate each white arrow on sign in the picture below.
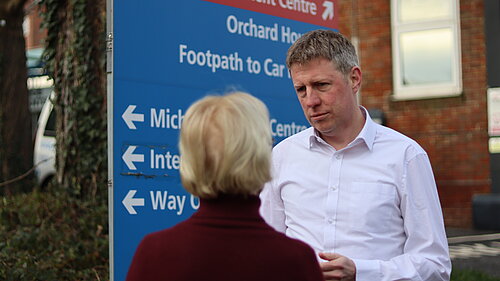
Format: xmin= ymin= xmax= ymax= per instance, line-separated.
xmin=322 ymin=1 xmax=334 ymax=21
xmin=122 ymin=145 xmax=144 ymax=170
xmin=122 ymin=105 xmax=144 ymax=130
xmin=122 ymin=190 xmax=145 ymax=215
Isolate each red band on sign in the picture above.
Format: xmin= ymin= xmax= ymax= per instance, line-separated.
xmin=203 ymin=0 xmax=338 ymax=30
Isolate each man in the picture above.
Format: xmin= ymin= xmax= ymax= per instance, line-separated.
xmin=260 ymin=30 xmax=451 ymax=281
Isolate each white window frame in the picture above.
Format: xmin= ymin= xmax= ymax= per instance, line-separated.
xmin=391 ymin=0 xmax=462 ymax=100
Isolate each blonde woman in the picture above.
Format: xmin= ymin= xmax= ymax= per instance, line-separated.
xmin=126 ymin=92 xmax=323 ymax=281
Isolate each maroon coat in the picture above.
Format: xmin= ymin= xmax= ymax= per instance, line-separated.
xmin=126 ymin=194 xmax=323 ymax=281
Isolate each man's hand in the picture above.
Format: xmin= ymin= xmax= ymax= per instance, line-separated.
xmin=319 ymin=252 xmax=356 ymax=281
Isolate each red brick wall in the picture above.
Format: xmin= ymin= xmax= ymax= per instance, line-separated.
xmin=24 ymin=0 xmax=46 ymax=49
xmin=338 ymin=0 xmax=490 ymax=227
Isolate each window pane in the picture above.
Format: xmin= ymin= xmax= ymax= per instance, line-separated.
xmin=44 ymin=109 xmax=56 ymax=137
xmin=398 ymin=0 xmax=452 ymax=22
xmin=399 ymin=28 xmax=453 ymax=85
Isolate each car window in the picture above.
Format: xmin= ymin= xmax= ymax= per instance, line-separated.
xmin=44 ymin=109 xmax=56 ymax=137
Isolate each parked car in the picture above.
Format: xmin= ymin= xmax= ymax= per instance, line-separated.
xmin=33 ymin=92 xmax=56 ymax=187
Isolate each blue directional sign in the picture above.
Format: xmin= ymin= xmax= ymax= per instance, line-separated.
xmin=109 ymin=0 xmax=338 ymax=280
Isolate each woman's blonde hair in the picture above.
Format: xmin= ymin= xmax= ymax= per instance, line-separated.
xmin=179 ymin=92 xmax=272 ymax=198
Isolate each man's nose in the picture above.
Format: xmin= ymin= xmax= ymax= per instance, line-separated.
xmin=304 ymin=89 xmax=321 ymax=107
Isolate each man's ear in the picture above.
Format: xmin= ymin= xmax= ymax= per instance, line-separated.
xmin=350 ymin=66 xmax=362 ymax=94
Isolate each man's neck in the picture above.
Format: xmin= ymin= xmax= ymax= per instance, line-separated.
xmin=321 ymin=107 xmax=366 ymax=150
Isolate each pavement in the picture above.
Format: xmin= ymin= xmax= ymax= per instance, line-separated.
xmin=446 ymin=227 xmax=500 ymax=278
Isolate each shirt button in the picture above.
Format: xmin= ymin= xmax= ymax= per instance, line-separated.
xmin=335 ymin=154 xmax=341 ymax=160
xmin=327 ymin=218 xmax=334 ymax=224
xmin=330 ymin=185 xmax=337 ymax=191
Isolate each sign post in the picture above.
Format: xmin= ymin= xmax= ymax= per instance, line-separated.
xmin=108 ymin=1 xmax=338 ymax=280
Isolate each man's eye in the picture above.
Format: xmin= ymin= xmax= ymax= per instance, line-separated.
xmin=317 ymin=83 xmax=329 ymax=90
xmin=295 ymin=87 xmax=306 ymax=97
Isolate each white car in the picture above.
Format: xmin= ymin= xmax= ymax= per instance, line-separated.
xmin=33 ymin=92 xmax=56 ymax=187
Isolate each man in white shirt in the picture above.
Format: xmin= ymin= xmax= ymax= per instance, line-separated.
xmin=260 ymin=30 xmax=451 ymax=281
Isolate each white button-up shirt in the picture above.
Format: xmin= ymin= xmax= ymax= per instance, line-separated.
xmin=260 ymin=109 xmax=451 ymax=281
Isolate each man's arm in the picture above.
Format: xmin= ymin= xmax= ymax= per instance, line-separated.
xmin=259 ymin=177 xmax=287 ymax=233
xmin=339 ymin=153 xmax=451 ymax=281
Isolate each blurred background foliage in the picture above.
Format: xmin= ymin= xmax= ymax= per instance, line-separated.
xmin=1 ymin=0 xmax=108 ymax=279
xmin=0 ymin=183 xmax=108 ymax=280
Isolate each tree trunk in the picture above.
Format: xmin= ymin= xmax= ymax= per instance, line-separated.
xmin=0 ymin=0 xmax=33 ymax=195
xmin=41 ymin=0 xmax=107 ymax=199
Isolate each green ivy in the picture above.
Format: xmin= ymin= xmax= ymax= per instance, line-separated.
xmin=40 ymin=0 xmax=107 ymax=200
xmin=0 ymin=53 xmax=3 ymax=191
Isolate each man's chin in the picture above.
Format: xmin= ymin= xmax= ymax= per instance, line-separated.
xmin=313 ymin=126 xmax=337 ymax=137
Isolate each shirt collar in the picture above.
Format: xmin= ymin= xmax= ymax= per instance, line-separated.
xmin=355 ymin=106 xmax=377 ymax=151
xmin=307 ymin=106 xmax=377 ymax=151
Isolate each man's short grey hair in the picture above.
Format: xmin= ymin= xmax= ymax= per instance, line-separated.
xmin=286 ymin=29 xmax=359 ymax=76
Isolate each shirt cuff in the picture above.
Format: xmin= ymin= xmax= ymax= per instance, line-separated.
xmin=352 ymin=258 xmax=382 ymax=281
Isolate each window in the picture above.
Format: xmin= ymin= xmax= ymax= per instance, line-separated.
xmin=391 ymin=0 xmax=462 ymax=100
xmin=44 ymin=108 xmax=56 ymax=137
